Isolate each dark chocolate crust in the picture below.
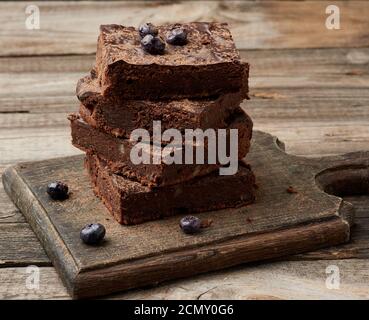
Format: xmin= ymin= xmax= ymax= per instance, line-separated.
xmin=69 ymin=109 xmax=253 ymax=188
xmin=77 ymin=75 xmax=245 ymax=138
xmin=95 ymin=22 xmax=249 ymax=99
xmin=85 ymin=153 xmax=256 ymax=225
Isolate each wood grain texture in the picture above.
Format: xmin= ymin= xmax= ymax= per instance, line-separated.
xmin=293 ymin=196 xmax=369 ymax=261
xmin=114 ymin=259 xmax=369 ymax=300
xmin=0 ymin=267 xmax=68 ymax=300
xmin=2 ymin=131 xmax=356 ymax=298
xmin=0 ymin=223 xmax=50 ymax=267
xmin=1 ymin=48 xmax=369 ymax=164
xmin=0 ymin=167 xmax=50 ymax=266
xmin=2 ymin=259 xmax=369 ymax=300
xmin=0 ymin=167 xmax=25 ymax=224
xmin=1 ymin=1 xmax=369 ymax=56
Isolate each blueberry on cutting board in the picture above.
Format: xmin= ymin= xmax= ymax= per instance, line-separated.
xmin=47 ymin=181 xmax=69 ymax=200
xmin=80 ymin=223 xmax=106 ymax=245
xmin=180 ymin=216 xmax=201 ymax=234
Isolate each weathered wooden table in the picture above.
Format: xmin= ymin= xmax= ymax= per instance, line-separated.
xmin=1 ymin=1 xmax=369 ymax=299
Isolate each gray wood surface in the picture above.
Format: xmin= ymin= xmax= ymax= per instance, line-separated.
xmin=0 ymin=0 xmax=368 ymax=299
xmin=1 ymin=1 xmax=368 ymax=56
xmin=1 ymin=259 xmax=369 ymax=300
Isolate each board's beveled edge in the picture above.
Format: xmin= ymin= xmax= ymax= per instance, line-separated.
xmin=71 ymin=198 xmax=352 ymax=299
xmin=339 ymin=200 xmax=355 ymax=228
xmin=2 ymin=165 xmax=80 ymax=296
xmin=72 ymin=216 xmax=350 ymax=299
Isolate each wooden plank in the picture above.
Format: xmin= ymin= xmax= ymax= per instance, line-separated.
xmin=0 ymin=166 xmax=50 ymax=267
xmin=0 ymin=167 xmax=50 ymax=266
xmin=0 ymin=223 xmax=50 ymax=267
xmin=2 ymin=259 xmax=369 ymax=299
xmin=293 ymin=196 xmax=369 ymax=260
xmin=116 ymin=259 xmax=369 ymax=300
xmin=0 ymin=167 xmax=25 ymax=224
xmin=115 ymin=259 xmax=369 ymax=300
xmin=254 ymin=120 xmax=369 ymax=157
xmin=248 ymin=88 xmax=369 ymax=121
xmin=0 ymin=267 xmax=68 ymax=299
xmin=246 ymin=48 xmax=369 ymax=89
xmin=0 ymin=126 xmax=82 ymax=165
xmin=1 ymin=1 xmax=369 ymax=56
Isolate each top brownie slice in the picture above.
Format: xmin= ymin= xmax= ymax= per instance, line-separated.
xmin=96 ymin=22 xmax=248 ymax=99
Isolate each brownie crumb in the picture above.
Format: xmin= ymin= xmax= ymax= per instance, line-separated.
xmin=286 ymin=186 xmax=298 ymax=194
xmin=345 ymin=70 xmax=363 ymax=76
xmin=252 ymin=92 xmax=286 ymax=100
xmin=90 ymin=68 xmax=97 ymax=79
xmin=67 ymin=113 xmax=79 ymax=121
xmin=200 ymin=219 xmax=213 ymax=229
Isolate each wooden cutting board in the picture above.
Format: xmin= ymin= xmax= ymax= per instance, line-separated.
xmin=3 ymin=130 xmax=363 ymax=299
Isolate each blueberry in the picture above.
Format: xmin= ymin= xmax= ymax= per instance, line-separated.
xmin=141 ymin=35 xmax=165 ymax=55
xmin=138 ymin=23 xmax=158 ymax=38
xmin=80 ymin=223 xmax=106 ymax=245
xmin=166 ymin=28 xmax=188 ymax=46
xmin=47 ymin=181 xmax=69 ymax=200
xmin=179 ymin=216 xmax=201 ymax=234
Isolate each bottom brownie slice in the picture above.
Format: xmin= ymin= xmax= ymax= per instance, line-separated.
xmin=85 ymin=153 xmax=256 ymax=225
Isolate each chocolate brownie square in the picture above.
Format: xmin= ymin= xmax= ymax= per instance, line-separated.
xmin=77 ymin=74 xmax=246 ymax=138
xmin=85 ymin=153 xmax=256 ymax=225
xmin=95 ymin=22 xmax=249 ymax=99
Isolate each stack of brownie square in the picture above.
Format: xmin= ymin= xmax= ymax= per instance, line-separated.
xmin=69 ymin=22 xmax=255 ymax=225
